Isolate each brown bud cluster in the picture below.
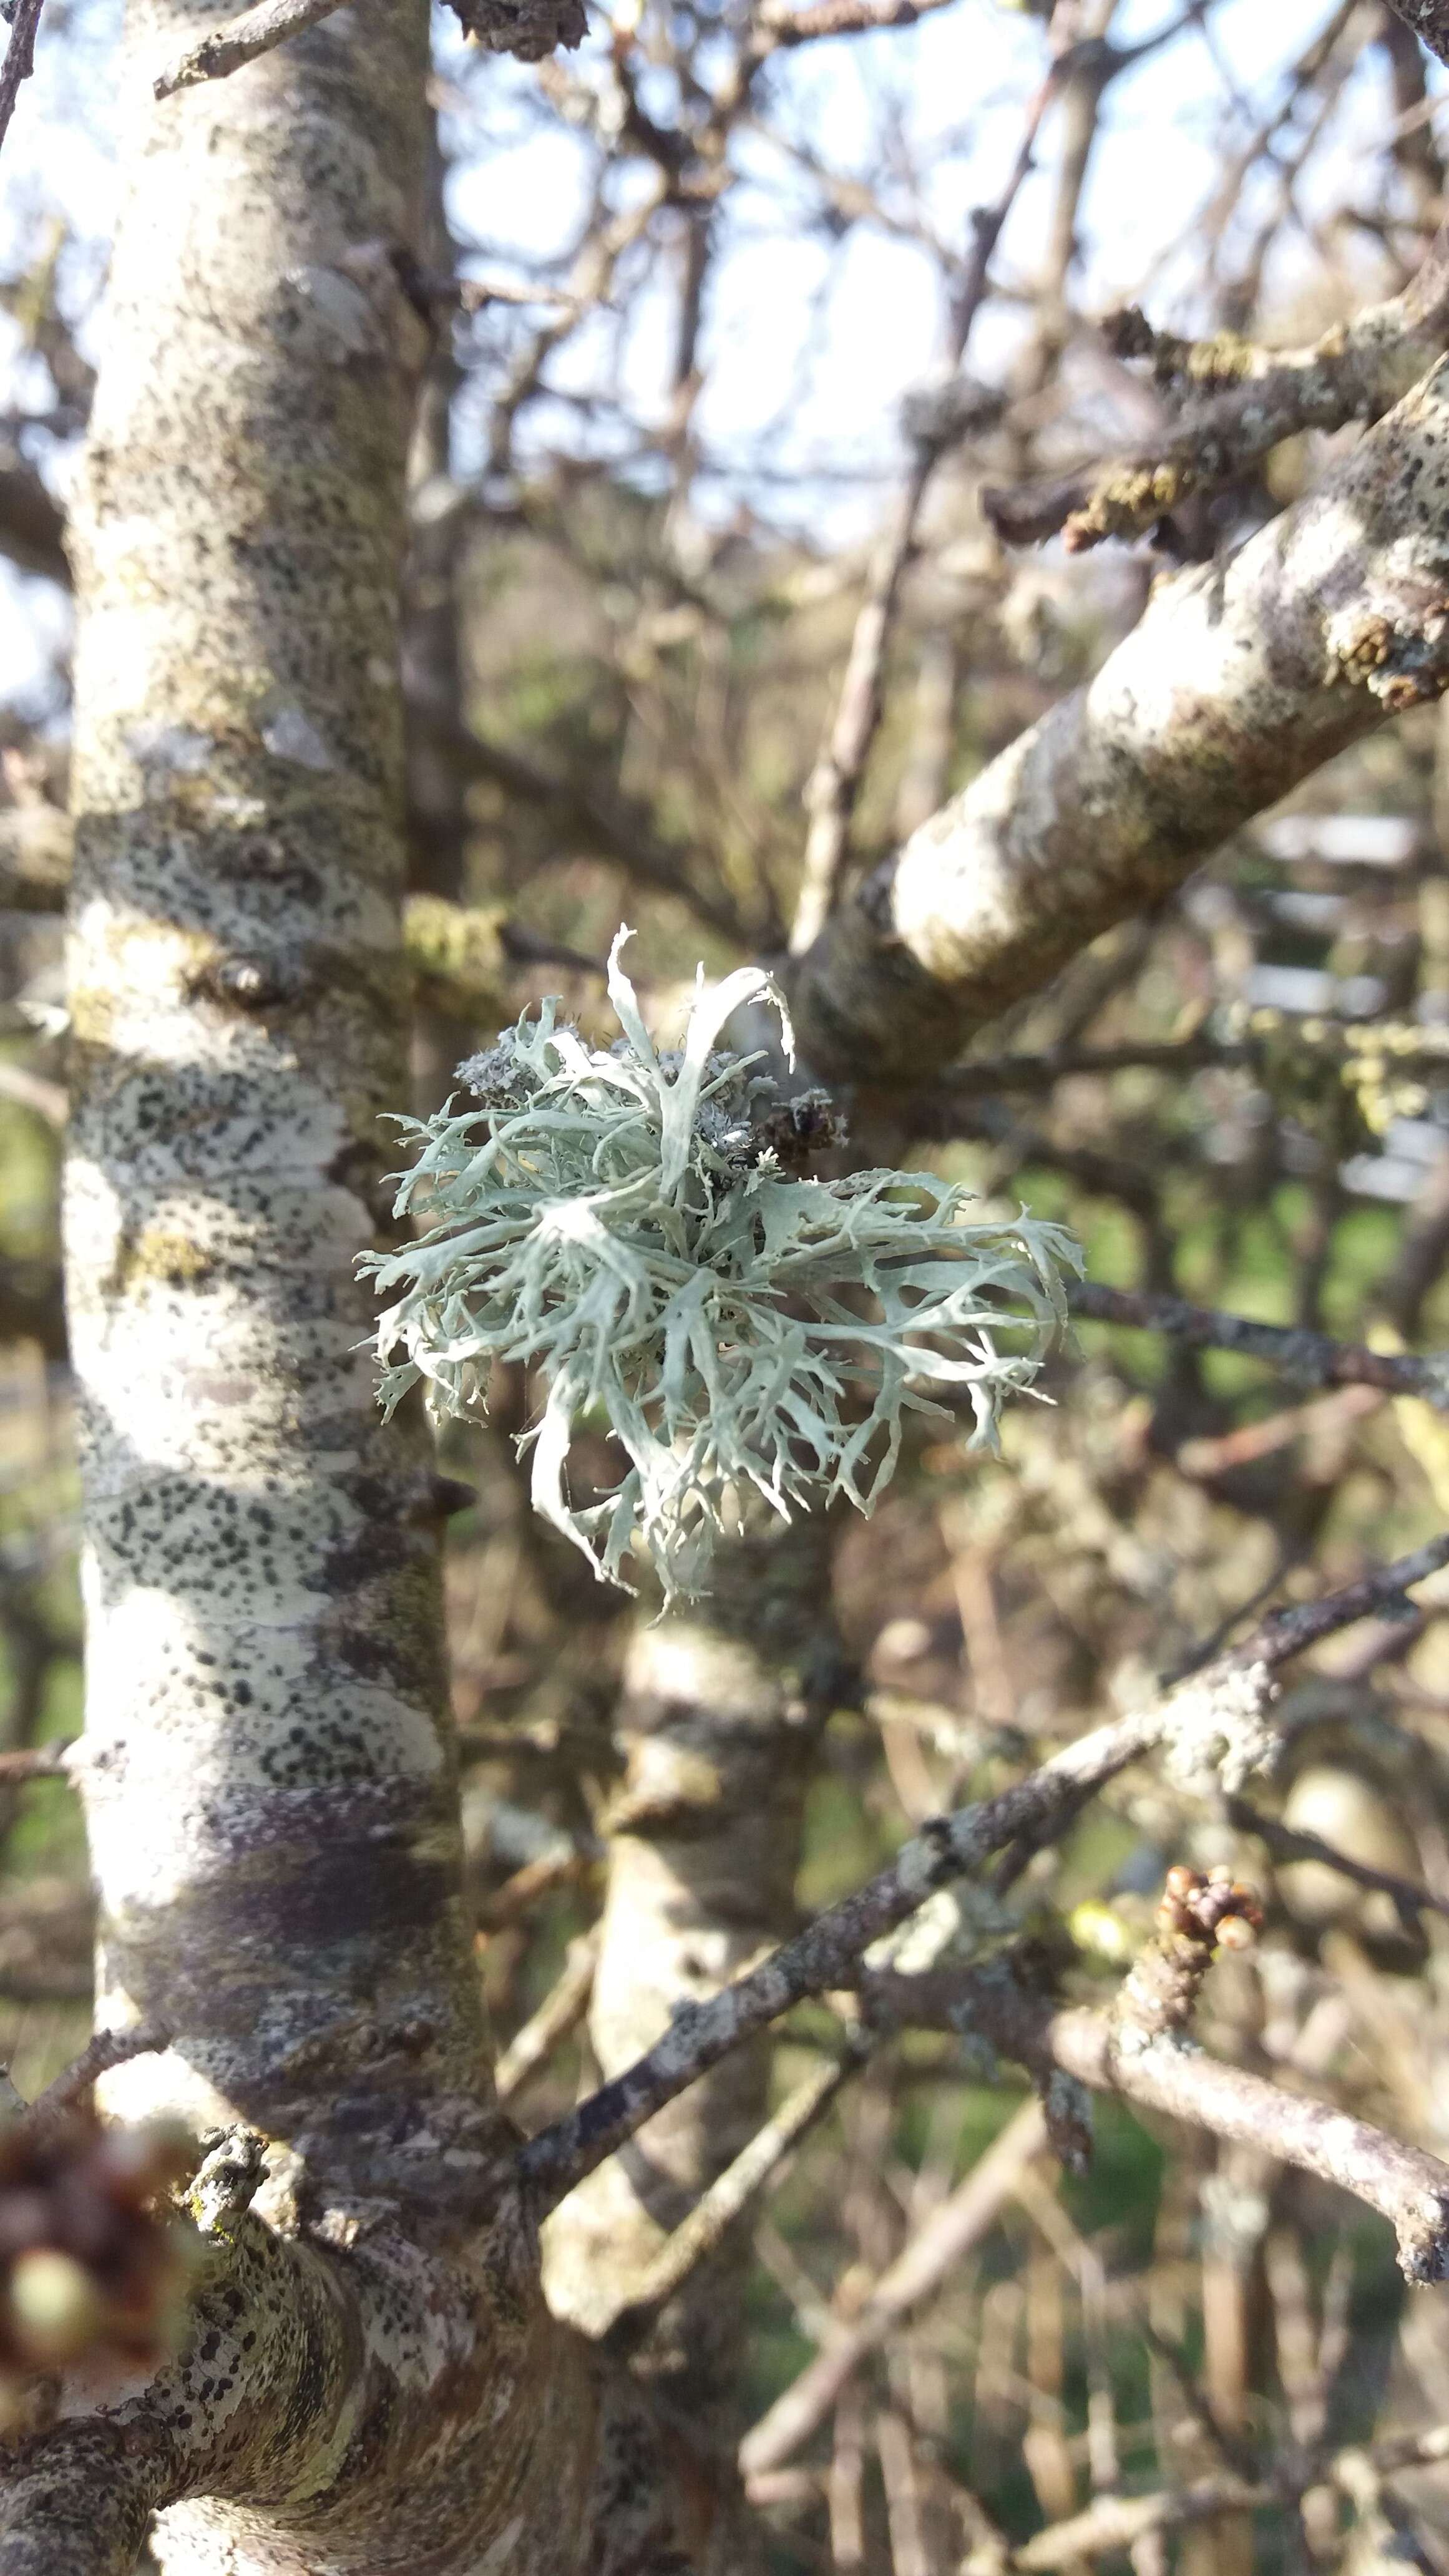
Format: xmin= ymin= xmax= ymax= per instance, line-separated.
xmin=0 ymin=2113 xmax=195 ymax=2386
xmin=1156 ymin=1863 xmax=1262 ymax=1954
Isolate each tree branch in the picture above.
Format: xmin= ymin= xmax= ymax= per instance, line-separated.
xmin=152 ymin=0 xmax=346 ymax=98
xmin=1227 ymin=1791 xmax=1449 ymax=1928
xmin=1068 ymin=1281 xmax=1449 ymax=1403
xmin=494 ymin=1930 xmax=598 ymax=2102
xmin=0 ymin=0 xmax=46 ymax=160
xmin=517 ymin=1537 xmax=1449 ymax=2208
xmin=789 ymin=356 xmax=1449 ymax=1082
xmin=607 ymin=2040 xmax=865 ymax=2340
xmin=985 ymin=220 xmax=1449 ymax=550
xmin=875 ymin=1945 xmax=1449 ymax=2282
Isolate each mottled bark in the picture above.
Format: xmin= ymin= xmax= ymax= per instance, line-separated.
xmin=544 ymin=1518 xmax=839 ymax=2557
xmin=1386 ymin=0 xmax=1449 ymax=70
xmin=791 ymin=357 xmax=1449 ymax=1082
xmin=2 ymin=2 xmax=696 ymax=2569
xmin=66 ymin=0 xmax=489 ymax=2215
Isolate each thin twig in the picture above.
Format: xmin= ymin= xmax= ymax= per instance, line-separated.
xmin=786 ymin=62 xmax=1056 ymax=954
xmin=0 ymin=1058 xmax=67 ymax=1126
xmin=741 ymin=2095 xmax=1047 ymax=2479
xmin=1227 ymin=1792 xmax=1449 ymax=1927
xmin=494 ymin=1931 xmax=598 ymax=2104
xmin=515 ymin=1538 xmax=1449 ymax=2208
xmin=0 ymin=1737 xmax=74 ymax=1782
xmin=24 ymin=2022 xmax=172 ymax=2125
xmin=608 ymin=2042 xmax=864 ymax=2334
xmin=477 ymin=1842 xmax=600 ymax=1934
xmin=0 ymin=0 xmax=46 ymax=159
xmin=1069 ymin=1281 xmax=1449 ymax=1405
xmin=983 ymin=212 xmax=1449 ymax=550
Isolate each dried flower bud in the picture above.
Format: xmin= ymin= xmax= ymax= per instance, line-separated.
xmin=1154 ymin=1864 xmax=1262 ymax=1950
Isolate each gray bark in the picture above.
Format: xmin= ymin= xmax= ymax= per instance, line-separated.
xmin=0 ymin=2 xmax=695 ymax=2567
xmin=791 ymin=356 xmax=1449 ymax=1083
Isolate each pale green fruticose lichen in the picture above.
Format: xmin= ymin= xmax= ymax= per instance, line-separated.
xmin=363 ymin=930 xmax=1083 ymax=1603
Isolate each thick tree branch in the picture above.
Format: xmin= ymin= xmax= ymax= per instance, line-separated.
xmin=789 ymin=356 xmax=1449 ymax=1082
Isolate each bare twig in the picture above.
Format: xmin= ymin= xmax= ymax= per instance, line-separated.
xmin=609 ymin=2042 xmax=864 ymax=2334
xmin=476 ymin=1841 xmax=600 ymax=1934
xmin=1233 ymin=1530 xmax=1449 ymax=1665
xmin=0 ymin=1737 xmax=74 ymax=1782
xmin=517 ymin=1539 xmax=1449 ymax=2208
xmin=1069 ymin=1281 xmax=1449 ymax=1405
xmin=24 ymin=2022 xmax=172 ymax=2125
xmin=985 ymin=215 xmax=1449 ymax=550
xmin=753 ymin=0 xmax=959 ymax=44
xmin=493 ymin=1931 xmax=598 ymax=2104
xmin=1227 ymin=1792 xmax=1449 ymax=1926
xmin=741 ymin=2095 xmax=1047 ymax=2479
xmin=786 ymin=62 xmax=1056 ymax=954
xmin=0 ymin=0 xmax=46 ymax=159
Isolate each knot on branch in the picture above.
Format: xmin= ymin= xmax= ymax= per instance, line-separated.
xmin=189 ymin=2127 xmax=266 ymax=2237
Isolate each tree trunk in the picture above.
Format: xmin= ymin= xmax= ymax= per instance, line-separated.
xmin=5 ymin=3 xmax=695 ymax=2567
xmin=545 ymin=1516 xmax=840 ymax=2565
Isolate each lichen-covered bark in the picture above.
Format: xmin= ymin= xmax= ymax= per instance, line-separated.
xmin=12 ymin=4 xmax=698 ymax=2569
xmin=791 ymin=357 xmax=1449 ymax=1083
xmin=65 ymin=0 xmax=494 ymax=2219
xmin=543 ymin=1517 xmax=839 ymax=2548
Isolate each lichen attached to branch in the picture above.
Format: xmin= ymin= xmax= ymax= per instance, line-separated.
xmin=364 ymin=930 xmax=1080 ymax=1601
